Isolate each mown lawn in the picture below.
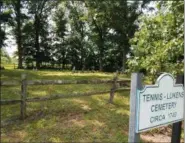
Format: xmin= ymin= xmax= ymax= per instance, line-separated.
xmin=1 ymin=68 xmax=184 ymax=142
xmin=1 ymin=68 xmax=132 ymax=142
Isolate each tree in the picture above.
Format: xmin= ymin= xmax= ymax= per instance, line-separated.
xmin=128 ymin=1 xmax=183 ymax=81
xmin=109 ymin=0 xmax=151 ymax=72
xmin=28 ymin=0 xmax=46 ymax=69
xmin=27 ymin=0 xmax=58 ymax=69
xmin=0 ymin=0 xmax=11 ymax=48
xmin=11 ymin=0 xmax=24 ymax=68
xmin=66 ymin=1 xmax=89 ymax=70
xmin=22 ymin=21 xmax=35 ymax=67
xmin=85 ymin=0 xmax=110 ymax=71
xmin=1 ymin=0 xmax=156 ymax=72
xmin=3 ymin=0 xmax=30 ymax=69
xmin=53 ymin=3 xmax=67 ymax=69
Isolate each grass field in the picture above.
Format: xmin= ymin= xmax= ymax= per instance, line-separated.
xmin=1 ymin=67 xmax=184 ymax=142
xmin=1 ymin=68 xmax=133 ymax=142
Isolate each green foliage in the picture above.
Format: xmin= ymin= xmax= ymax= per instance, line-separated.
xmin=3 ymin=0 xmax=183 ymax=74
xmin=85 ymin=1 xmax=110 ymax=71
xmin=52 ymin=4 xmax=69 ymax=69
xmin=65 ymin=1 xmax=90 ymax=70
xmin=22 ymin=21 xmax=35 ymax=66
xmin=15 ymin=0 xmax=150 ymax=71
xmin=53 ymin=6 xmax=66 ymax=39
xmin=20 ymin=0 xmax=58 ymax=68
xmin=1 ymin=48 xmax=11 ymax=65
xmin=107 ymin=0 xmax=151 ymax=72
xmin=128 ymin=1 xmax=183 ymax=80
xmin=2 ymin=0 xmax=154 ymax=71
xmin=0 ymin=0 xmax=12 ymax=48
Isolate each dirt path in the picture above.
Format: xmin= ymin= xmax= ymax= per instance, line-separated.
xmin=141 ymin=134 xmax=184 ymax=143
xmin=141 ymin=134 xmax=171 ymax=143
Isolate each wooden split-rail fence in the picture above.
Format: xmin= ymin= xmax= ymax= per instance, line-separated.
xmin=1 ymin=74 xmax=130 ymax=120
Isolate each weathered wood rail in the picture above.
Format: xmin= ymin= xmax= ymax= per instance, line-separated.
xmin=1 ymin=99 xmax=22 ymax=105
xmin=1 ymin=73 xmax=130 ymax=120
xmin=0 ymin=79 xmax=130 ymax=86
xmin=0 ymin=81 xmax=21 ymax=86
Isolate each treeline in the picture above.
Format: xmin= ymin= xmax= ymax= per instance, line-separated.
xmin=0 ymin=0 xmax=152 ymax=71
xmin=1 ymin=0 xmax=183 ymax=75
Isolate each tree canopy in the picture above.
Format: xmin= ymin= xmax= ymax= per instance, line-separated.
xmin=128 ymin=1 xmax=183 ymax=80
xmin=1 ymin=0 xmax=183 ymax=76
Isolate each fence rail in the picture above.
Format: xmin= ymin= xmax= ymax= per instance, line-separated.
xmin=0 ymin=81 xmax=20 ymax=86
xmin=1 ymin=73 xmax=130 ymax=120
xmin=1 ymin=99 xmax=21 ymax=105
xmin=1 ymin=79 xmax=130 ymax=86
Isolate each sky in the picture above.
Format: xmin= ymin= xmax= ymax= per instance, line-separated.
xmin=3 ymin=1 xmax=156 ymax=58
xmin=4 ymin=28 xmax=16 ymax=57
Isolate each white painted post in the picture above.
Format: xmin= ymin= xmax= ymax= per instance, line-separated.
xmin=128 ymin=73 xmax=143 ymax=142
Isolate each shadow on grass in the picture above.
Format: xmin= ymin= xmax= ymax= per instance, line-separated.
xmin=1 ymin=91 xmax=130 ymax=142
xmin=1 ymin=69 xmax=130 ymax=81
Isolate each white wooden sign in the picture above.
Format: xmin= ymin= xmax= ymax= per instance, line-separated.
xmin=136 ymin=73 xmax=184 ymax=133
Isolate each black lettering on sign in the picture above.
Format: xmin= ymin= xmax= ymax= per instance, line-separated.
xmin=180 ymin=91 xmax=184 ymax=98
xmin=167 ymin=92 xmax=184 ymax=99
xmin=150 ymin=114 xmax=165 ymax=123
xmin=150 ymin=102 xmax=176 ymax=112
xmin=168 ymin=112 xmax=177 ymax=118
xmin=143 ymin=93 xmax=163 ymax=102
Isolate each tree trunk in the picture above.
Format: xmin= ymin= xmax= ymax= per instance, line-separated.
xmin=122 ymin=50 xmax=126 ymax=73
xmin=34 ymin=14 xmax=40 ymax=69
xmin=99 ymin=39 xmax=104 ymax=72
xmin=99 ymin=56 xmax=103 ymax=72
xmin=62 ymin=50 xmax=65 ymax=69
xmin=121 ymin=36 xmax=129 ymax=73
xmin=62 ymin=60 xmax=65 ymax=69
xmin=16 ymin=0 xmax=23 ymax=69
xmin=80 ymin=45 xmax=85 ymax=71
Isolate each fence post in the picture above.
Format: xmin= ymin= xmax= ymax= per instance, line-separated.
xmin=21 ymin=74 xmax=27 ymax=120
xmin=128 ymin=73 xmax=143 ymax=143
xmin=171 ymin=75 xmax=184 ymax=143
xmin=109 ymin=72 xmax=118 ymax=104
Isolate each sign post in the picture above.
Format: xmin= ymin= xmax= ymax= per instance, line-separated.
xmin=128 ymin=73 xmax=184 ymax=142
xmin=171 ymin=75 xmax=184 ymax=143
xmin=128 ymin=73 xmax=143 ymax=142
xmin=136 ymin=73 xmax=184 ymax=133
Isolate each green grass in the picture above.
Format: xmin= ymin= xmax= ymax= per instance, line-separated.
xmin=1 ymin=68 xmax=184 ymax=142
xmin=1 ymin=92 xmax=131 ymax=142
xmin=1 ymin=69 xmax=131 ymax=142
xmin=1 ymin=63 xmax=16 ymax=69
xmin=1 ymin=69 xmax=129 ymax=81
